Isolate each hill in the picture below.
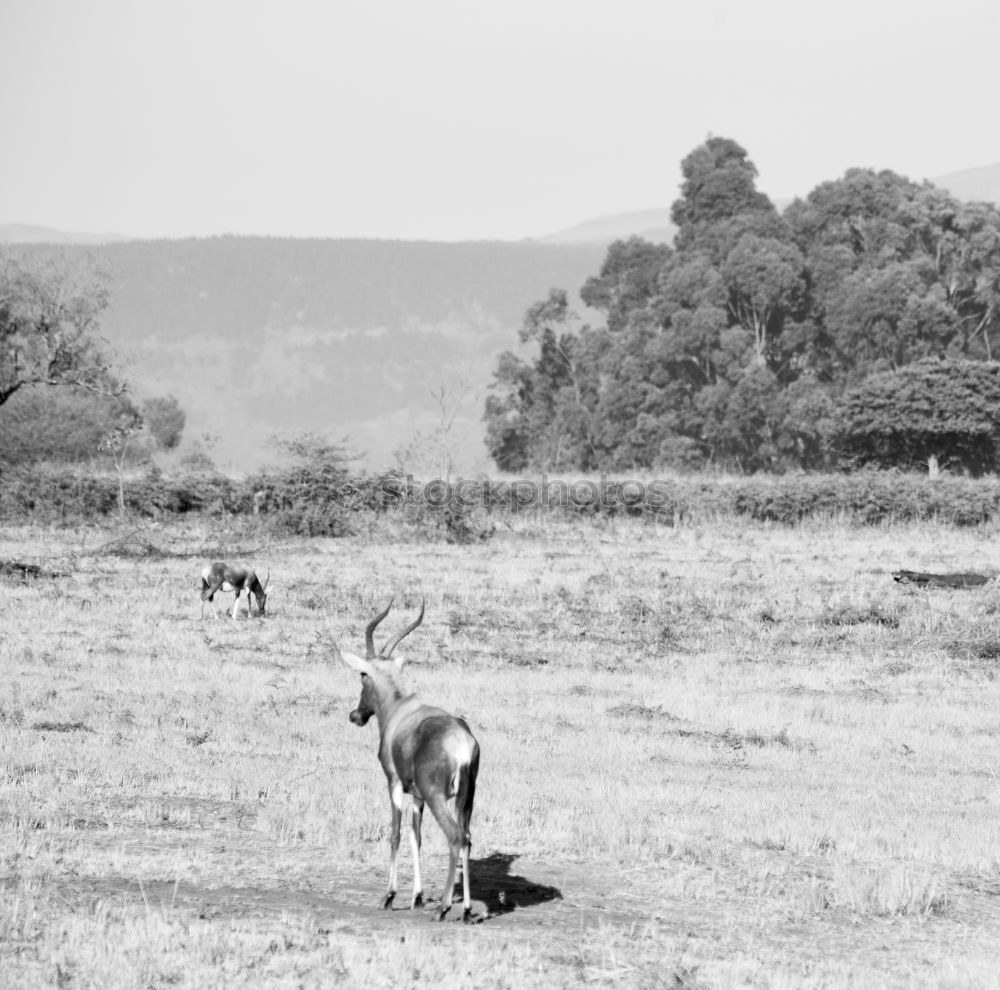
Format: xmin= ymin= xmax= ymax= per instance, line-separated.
xmin=539 ymin=208 xmax=676 ymax=246
xmin=537 ymin=162 xmax=1000 ymax=246
xmin=14 ymin=237 xmax=605 ymax=473
xmin=0 ymin=223 xmax=130 ymax=245
xmin=933 ymin=161 xmax=1000 ymax=206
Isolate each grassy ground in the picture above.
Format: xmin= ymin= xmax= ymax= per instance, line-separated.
xmin=2 ymin=515 xmax=1000 ymax=988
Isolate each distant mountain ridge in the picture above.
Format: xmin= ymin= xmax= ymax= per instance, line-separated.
xmin=933 ymin=161 xmax=1000 ymax=205
xmin=539 ymin=208 xmax=677 ymax=246
xmin=536 ymin=160 xmax=1000 ymax=246
xmin=0 ymin=223 xmax=130 ymax=245
xmin=4 ymin=162 xmax=999 ymax=251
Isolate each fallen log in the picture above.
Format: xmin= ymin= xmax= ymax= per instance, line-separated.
xmin=892 ymin=570 xmax=993 ymax=588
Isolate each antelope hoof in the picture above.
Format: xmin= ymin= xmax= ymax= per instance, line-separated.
xmin=411 ymin=892 xmax=423 ymax=909
xmin=435 ymin=904 xmax=451 ymax=922
xmin=462 ymin=907 xmax=472 ymax=924
xmin=380 ymin=892 xmax=395 ymax=910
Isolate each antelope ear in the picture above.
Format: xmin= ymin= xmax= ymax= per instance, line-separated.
xmin=392 ymin=653 xmax=407 ymax=671
xmin=341 ymin=651 xmax=374 ymax=676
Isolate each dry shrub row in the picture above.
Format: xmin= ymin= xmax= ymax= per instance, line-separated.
xmin=0 ymin=466 xmax=493 ymax=543
xmin=532 ymin=472 xmax=1000 ymax=526
xmin=3 ymin=465 xmax=1000 ymax=531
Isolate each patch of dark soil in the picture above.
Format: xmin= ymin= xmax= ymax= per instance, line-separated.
xmin=506 ymin=649 xmax=551 ymax=668
xmin=446 ymin=606 xmax=512 ymax=637
xmin=0 ymin=805 xmax=110 ymax=831
xmin=821 ymin=604 xmax=899 ymax=628
xmin=618 ymin=594 xmax=653 ymax=624
xmin=30 ymin=721 xmax=93 ymax=733
xmin=94 ymin=532 xmax=169 ymax=558
xmin=115 ymin=795 xmax=261 ymax=830
xmin=0 ymin=559 xmax=67 ymax=580
xmin=781 ymin=682 xmax=890 ymax=704
xmin=607 ymin=703 xmax=680 ymax=720
xmin=0 ymin=852 xmax=563 ymax=929
xmin=583 ymin=572 xmax=613 ymax=593
xmin=70 ymin=815 xmax=111 ymax=830
xmin=883 ymin=660 xmax=913 ymax=676
xmin=948 ymin=639 xmax=1000 ymax=664
xmin=843 ymin=682 xmax=890 ymax=704
xmin=728 ymin=727 xmax=809 ymax=750
xmin=0 ymin=705 xmax=26 ymax=727
xmin=781 ymin=684 xmax=827 ymax=698
xmin=3 ymin=762 xmax=38 ymax=781
xmin=954 ymin=871 xmax=1000 ymax=897
xmin=668 ymin=723 xmax=817 ymax=753
xmin=607 ymin=703 xmax=817 ymax=752
xmin=91 ymin=530 xmax=272 ymax=561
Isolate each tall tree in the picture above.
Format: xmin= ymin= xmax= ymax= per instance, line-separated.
xmin=484 ymin=289 xmax=607 ymax=471
xmin=671 ymin=137 xmax=777 ymax=259
xmin=0 ymin=250 xmax=121 ymax=407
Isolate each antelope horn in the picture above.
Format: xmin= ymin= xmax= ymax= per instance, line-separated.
xmin=365 ymin=597 xmax=395 ymax=659
xmin=381 ymin=598 xmax=425 ymax=658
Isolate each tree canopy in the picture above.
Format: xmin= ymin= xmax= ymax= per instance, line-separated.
xmin=485 ymin=138 xmax=1000 ymax=473
xmin=0 ymin=388 xmax=142 ymax=467
xmin=142 ymin=395 xmax=186 ymax=450
xmin=0 ymin=249 xmax=120 ymax=407
xmin=836 ymin=359 xmax=1000 ymax=476
xmin=0 ymin=250 xmax=193 ymax=469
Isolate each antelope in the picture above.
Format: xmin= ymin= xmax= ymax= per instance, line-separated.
xmin=200 ymin=562 xmax=269 ymax=620
xmin=337 ymin=598 xmax=480 ymax=922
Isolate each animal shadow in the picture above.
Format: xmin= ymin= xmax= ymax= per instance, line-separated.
xmin=469 ymin=852 xmax=562 ymax=917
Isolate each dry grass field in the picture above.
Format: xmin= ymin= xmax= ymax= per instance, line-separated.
xmin=2 ymin=515 xmax=1000 ymax=988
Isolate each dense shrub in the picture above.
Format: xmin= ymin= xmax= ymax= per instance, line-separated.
xmin=0 ymin=389 xmax=144 ymax=467
xmin=0 ymin=466 xmax=243 ymax=523
xmin=836 ymin=360 xmax=1000 ymax=475
xmin=4 ymin=465 xmax=1000 ymax=530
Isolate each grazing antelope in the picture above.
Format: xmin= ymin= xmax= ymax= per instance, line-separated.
xmin=338 ymin=598 xmax=480 ymax=922
xmin=200 ymin=562 xmax=269 ymax=620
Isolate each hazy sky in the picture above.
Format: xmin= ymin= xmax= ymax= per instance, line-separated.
xmin=2 ymin=0 xmax=997 ymax=242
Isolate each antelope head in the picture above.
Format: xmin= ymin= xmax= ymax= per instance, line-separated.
xmin=341 ymin=597 xmax=425 ymax=727
xmin=257 ymin=569 xmax=270 ymax=615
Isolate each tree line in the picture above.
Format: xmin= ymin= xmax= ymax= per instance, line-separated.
xmin=484 ymin=137 xmax=1000 ymax=475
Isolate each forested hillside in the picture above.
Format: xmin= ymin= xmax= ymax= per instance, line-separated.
xmin=10 ymin=238 xmax=604 ymax=472
xmin=486 ymin=139 xmax=1000 ymax=475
